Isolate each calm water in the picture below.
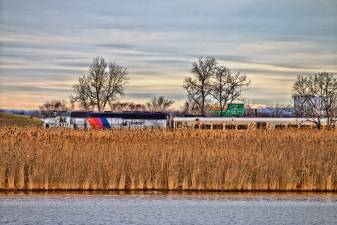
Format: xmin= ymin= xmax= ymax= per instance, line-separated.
xmin=0 ymin=192 xmax=337 ymax=225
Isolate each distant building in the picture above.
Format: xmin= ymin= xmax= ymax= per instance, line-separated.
xmin=255 ymin=107 xmax=294 ymax=118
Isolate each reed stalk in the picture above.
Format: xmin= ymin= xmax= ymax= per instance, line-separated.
xmin=0 ymin=127 xmax=336 ymax=191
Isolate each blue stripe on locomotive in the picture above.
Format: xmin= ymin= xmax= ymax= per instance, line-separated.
xmin=100 ymin=117 xmax=111 ymax=128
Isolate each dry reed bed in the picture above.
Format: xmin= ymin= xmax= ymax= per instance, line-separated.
xmin=0 ymin=127 xmax=336 ymax=191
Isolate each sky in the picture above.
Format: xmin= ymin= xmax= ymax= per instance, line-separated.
xmin=0 ymin=0 xmax=336 ymax=109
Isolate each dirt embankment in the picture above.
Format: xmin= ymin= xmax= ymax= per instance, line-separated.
xmin=0 ymin=112 xmax=42 ymax=127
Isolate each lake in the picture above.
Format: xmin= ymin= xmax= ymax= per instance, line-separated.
xmin=0 ymin=192 xmax=336 ymax=225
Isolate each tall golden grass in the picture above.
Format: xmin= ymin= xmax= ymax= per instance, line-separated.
xmin=0 ymin=127 xmax=336 ymax=191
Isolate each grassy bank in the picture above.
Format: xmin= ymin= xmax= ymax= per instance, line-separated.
xmin=0 ymin=112 xmax=42 ymax=127
xmin=0 ymin=127 xmax=336 ymax=191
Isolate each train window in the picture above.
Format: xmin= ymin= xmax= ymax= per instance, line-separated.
xmin=213 ymin=124 xmax=223 ymax=129
xmin=225 ymin=124 xmax=236 ymax=130
xmin=201 ymin=124 xmax=212 ymax=129
xmin=237 ymin=124 xmax=248 ymax=130
xmin=256 ymin=122 xmax=267 ymax=129
xmin=275 ymin=125 xmax=286 ymax=129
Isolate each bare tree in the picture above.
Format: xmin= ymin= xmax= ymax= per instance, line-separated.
xmin=210 ymin=66 xmax=250 ymax=117
xmin=109 ymin=102 xmax=146 ymax=112
xmin=181 ymin=100 xmax=201 ymax=115
xmin=293 ymin=72 xmax=337 ymax=129
xmin=146 ymin=96 xmax=175 ymax=112
xmin=183 ymin=57 xmax=217 ymax=115
xmin=71 ymin=57 xmax=128 ymax=111
xmin=262 ymin=104 xmax=294 ymax=118
xmin=39 ymin=99 xmax=69 ymax=117
xmin=71 ymin=76 xmax=94 ymax=111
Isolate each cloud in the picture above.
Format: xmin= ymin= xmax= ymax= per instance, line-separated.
xmin=0 ymin=0 xmax=336 ymax=109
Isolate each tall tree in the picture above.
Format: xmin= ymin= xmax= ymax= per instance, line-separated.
xmin=183 ymin=57 xmax=217 ymax=115
xmin=71 ymin=76 xmax=94 ymax=111
xmin=146 ymin=96 xmax=175 ymax=112
xmin=293 ymin=72 xmax=337 ymax=129
xmin=71 ymin=57 xmax=128 ymax=111
xmin=210 ymin=66 xmax=250 ymax=117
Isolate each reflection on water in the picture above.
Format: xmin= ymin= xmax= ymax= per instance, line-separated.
xmin=0 ymin=192 xmax=336 ymax=225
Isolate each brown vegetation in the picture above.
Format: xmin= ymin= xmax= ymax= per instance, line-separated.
xmin=0 ymin=113 xmax=42 ymax=127
xmin=0 ymin=127 xmax=336 ymax=191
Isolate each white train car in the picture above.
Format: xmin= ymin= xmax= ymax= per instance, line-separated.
xmin=172 ymin=117 xmax=330 ymax=129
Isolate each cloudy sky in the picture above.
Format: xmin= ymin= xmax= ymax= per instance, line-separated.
xmin=0 ymin=0 xmax=336 ymax=109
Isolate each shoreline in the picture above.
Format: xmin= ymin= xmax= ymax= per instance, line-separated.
xmin=1 ymin=189 xmax=337 ymax=193
xmin=1 ymin=190 xmax=337 ymax=197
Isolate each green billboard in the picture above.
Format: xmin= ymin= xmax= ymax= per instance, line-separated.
xmin=208 ymin=103 xmax=245 ymax=117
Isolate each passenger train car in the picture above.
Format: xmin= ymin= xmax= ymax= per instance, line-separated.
xmin=42 ymin=111 xmax=169 ymax=129
xmin=172 ymin=117 xmax=330 ymax=129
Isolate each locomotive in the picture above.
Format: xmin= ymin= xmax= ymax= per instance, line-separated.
xmin=42 ymin=111 xmax=169 ymax=129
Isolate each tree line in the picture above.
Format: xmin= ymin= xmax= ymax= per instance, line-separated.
xmin=68 ymin=56 xmax=250 ymax=116
xmin=39 ymin=56 xmax=337 ymax=128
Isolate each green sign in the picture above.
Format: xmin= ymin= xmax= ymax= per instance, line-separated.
xmin=208 ymin=103 xmax=245 ymax=117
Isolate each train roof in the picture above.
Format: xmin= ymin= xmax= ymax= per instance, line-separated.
xmin=69 ymin=111 xmax=168 ymax=120
xmin=70 ymin=111 xmax=89 ymax=118
xmin=173 ymin=117 xmax=328 ymax=123
xmin=89 ymin=112 xmax=168 ymax=120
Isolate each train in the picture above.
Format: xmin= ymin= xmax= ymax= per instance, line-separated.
xmin=42 ymin=111 xmax=332 ymax=129
xmin=42 ymin=111 xmax=169 ymax=129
